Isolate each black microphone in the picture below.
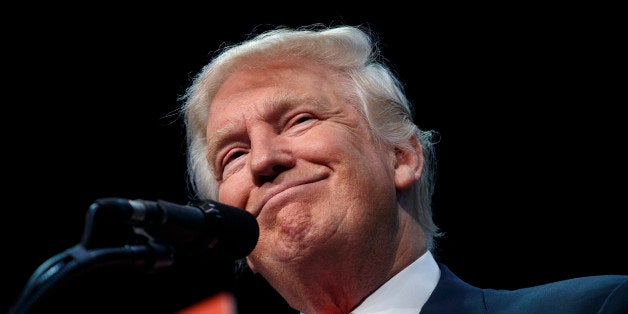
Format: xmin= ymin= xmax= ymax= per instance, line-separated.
xmin=83 ymin=198 xmax=259 ymax=261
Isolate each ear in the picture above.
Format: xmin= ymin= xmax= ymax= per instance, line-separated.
xmin=394 ymin=135 xmax=424 ymax=191
xmin=246 ymin=257 xmax=258 ymax=273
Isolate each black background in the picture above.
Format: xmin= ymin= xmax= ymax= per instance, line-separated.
xmin=4 ymin=4 xmax=626 ymax=313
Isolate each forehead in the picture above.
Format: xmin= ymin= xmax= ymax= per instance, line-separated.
xmin=203 ymin=59 xmax=361 ymax=154
xmin=207 ymin=59 xmax=351 ymax=121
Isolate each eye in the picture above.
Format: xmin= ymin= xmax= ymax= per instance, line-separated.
xmin=216 ymin=148 xmax=248 ymax=179
xmin=285 ymin=113 xmax=316 ymax=130
xmin=294 ymin=115 xmax=313 ymax=124
xmin=224 ymin=150 xmax=246 ymax=166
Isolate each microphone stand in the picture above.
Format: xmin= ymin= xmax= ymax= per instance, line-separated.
xmin=10 ymin=241 xmax=174 ymax=314
xmin=10 ymin=198 xmax=238 ymax=314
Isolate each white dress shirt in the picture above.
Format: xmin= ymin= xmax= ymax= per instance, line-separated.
xmin=300 ymin=250 xmax=440 ymax=314
xmin=351 ymin=250 xmax=440 ymax=314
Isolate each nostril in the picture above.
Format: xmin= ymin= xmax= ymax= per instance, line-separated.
xmin=258 ymin=174 xmax=275 ymax=184
xmin=272 ymin=165 xmax=288 ymax=172
xmin=257 ymin=165 xmax=288 ymax=185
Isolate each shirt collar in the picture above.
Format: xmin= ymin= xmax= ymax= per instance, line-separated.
xmin=351 ymin=250 xmax=440 ymax=314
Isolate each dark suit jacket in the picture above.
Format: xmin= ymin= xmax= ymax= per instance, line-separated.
xmin=421 ymin=263 xmax=628 ymax=314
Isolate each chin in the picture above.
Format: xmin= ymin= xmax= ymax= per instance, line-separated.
xmin=255 ymin=231 xmax=318 ymax=265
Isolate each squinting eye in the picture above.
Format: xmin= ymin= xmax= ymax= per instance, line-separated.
xmin=217 ymin=148 xmax=247 ymax=179
xmin=287 ymin=114 xmax=315 ymax=129
xmin=295 ymin=115 xmax=313 ymax=124
xmin=225 ymin=151 xmax=245 ymax=164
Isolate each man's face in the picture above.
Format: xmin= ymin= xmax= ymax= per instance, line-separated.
xmin=205 ymin=59 xmax=400 ymax=275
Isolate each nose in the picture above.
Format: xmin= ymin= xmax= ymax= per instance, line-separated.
xmin=249 ymin=129 xmax=296 ymax=185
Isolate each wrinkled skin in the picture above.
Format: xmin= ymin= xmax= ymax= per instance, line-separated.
xmin=205 ymin=57 xmax=425 ymax=313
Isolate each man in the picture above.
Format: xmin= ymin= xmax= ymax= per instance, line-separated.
xmin=180 ymin=24 xmax=628 ymax=313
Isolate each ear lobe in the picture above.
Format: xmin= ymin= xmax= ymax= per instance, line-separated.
xmin=394 ymin=136 xmax=424 ymax=191
xmin=246 ymin=257 xmax=258 ymax=273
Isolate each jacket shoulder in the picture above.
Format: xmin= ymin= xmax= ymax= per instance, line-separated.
xmin=484 ymin=275 xmax=628 ymax=313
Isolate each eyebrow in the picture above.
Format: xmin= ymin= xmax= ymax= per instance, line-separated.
xmin=205 ymin=93 xmax=326 ymax=164
xmin=205 ymin=94 xmax=290 ymax=161
xmin=206 ymin=121 xmax=241 ymax=169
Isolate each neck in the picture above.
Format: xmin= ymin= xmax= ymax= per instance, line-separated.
xmin=276 ymin=212 xmax=427 ymax=313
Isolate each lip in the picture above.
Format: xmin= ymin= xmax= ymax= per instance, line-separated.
xmin=255 ymin=174 xmax=327 ymax=216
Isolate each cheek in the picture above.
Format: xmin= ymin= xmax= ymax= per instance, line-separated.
xmin=217 ymin=175 xmax=251 ymax=210
xmin=296 ymin=129 xmax=355 ymax=163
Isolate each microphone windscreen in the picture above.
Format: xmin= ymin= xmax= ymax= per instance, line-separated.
xmin=189 ymin=200 xmax=259 ymax=260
